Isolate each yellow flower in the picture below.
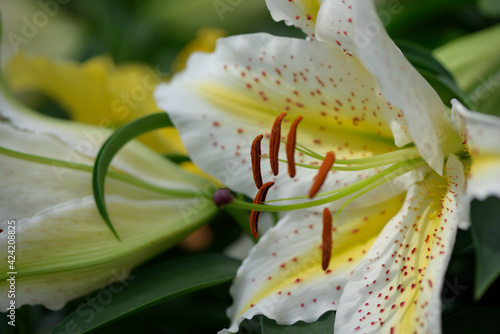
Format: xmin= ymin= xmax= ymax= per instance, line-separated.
xmin=6 ymin=53 xmax=184 ymax=154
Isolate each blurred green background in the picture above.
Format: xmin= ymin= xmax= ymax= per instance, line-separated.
xmin=2 ymin=0 xmax=499 ymax=69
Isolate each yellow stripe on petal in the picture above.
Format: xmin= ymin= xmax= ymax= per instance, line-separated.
xmin=335 ymin=157 xmax=465 ymax=333
xmin=188 ymin=34 xmax=398 ymax=161
xmin=157 ymin=33 xmax=406 ymax=201
xmin=225 ymin=193 xmax=405 ymax=331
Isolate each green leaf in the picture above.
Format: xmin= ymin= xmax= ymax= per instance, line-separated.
xmin=92 ymin=112 xmax=173 ymax=240
xmin=50 ymin=253 xmax=240 ymax=334
xmin=443 ymin=308 xmax=500 ymax=334
xmin=260 ymin=311 xmax=335 ymax=334
xmin=470 ymin=197 xmax=500 ymax=300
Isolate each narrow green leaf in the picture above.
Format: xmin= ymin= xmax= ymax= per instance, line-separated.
xmin=470 ymin=197 xmax=500 ymax=300
xmin=443 ymin=308 xmax=500 ymax=334
xmin=92 ymin=112 xmax=173 ymax=240
xmin=260 ymin=311 xmax=335 ymax=334
xmin=50 ymin=253 xmax=240 ymax=334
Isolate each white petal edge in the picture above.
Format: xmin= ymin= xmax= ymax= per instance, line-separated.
xmin=452 ymin=99 xmax=500 ymax=228
xmin=315 ymin=0 xmax=464 ymax=174
xmin=265 ymin=0 xmax=323 ymax=38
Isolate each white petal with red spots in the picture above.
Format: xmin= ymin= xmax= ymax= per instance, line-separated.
xmin=315 ymin=0 xmax=464 ymax=173
xmin=335 ymin=156 xmax=465 ymax=334
xmin=155 ymin=33 xmax=418 ymax=202
xmin=220 ymin=193 xmax=407 ymax=333
xmin=266 ymin=0 xmax=323 ymax=38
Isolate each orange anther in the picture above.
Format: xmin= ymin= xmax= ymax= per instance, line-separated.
xmin=251 ymin=134 xmax=264 ymax=189
xmin=308 ymin=151 xmax=335 ymax=198
xmin=270 ymin=112 xmax=287 ymax=176
xmin=322 ymin=207 xmax=332 ymax=271
xmin=286 ymin=116 xmax=303 ymax=178
xmin=250 ymin=181 xmax=275 ymax=239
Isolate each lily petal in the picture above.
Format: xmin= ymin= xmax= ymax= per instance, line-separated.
xmin=0 ymin=121 xmax=209 ymax=227
xmin=265 ymin=0 xmax=323 ymax=38
xmin=0 ymin=79 xmax=217 ymax=309
xmin=452 ymin=99 xmax=500 ymax=228
xmin=221 ymin=192 xmax=407 ymax=333
xmin=315 ymin=0 xmax=464 ymax=173
xmin=335 ymin=155 xmax=465 ymax=333
xmin=155 ymin=33 xmax=416 ymax=201
xmin=0 ymin=196 xmax=213 ymax=311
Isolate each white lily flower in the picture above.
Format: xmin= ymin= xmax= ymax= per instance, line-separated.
xmin=154 ymin=0 xmax=500 ymax=333
xmin=0 ymin=73 xmax=217 ymax=311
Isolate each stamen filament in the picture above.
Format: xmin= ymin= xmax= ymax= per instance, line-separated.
xmin=250 ymin=181 xmax=275 ymax=238
xmin=251 ymin=134 xmax=264 ymax=189
xmin=288 ymin=145 xmax=419 ymax=167
xmin=331 ymin=159 xmax=419 ymax=224
xmin=270 ymin=112 xmax=287 ymax=176
xmin=286 ymin=116 xmax=302 ymax=178
xmin=309 ymin=151 xmax=335 ymax=198
xmin=333 ymin=147 xmax=420 ymax=165
xmin=294 ymin=143 xmax=324 ymax=161
xmin=228 ymin=158 xmax=425 ymax=212
xmin=322 ymin=207 xmax=332 ymax=271
xmin=277 ymin=158 xmax=410 ymax=172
